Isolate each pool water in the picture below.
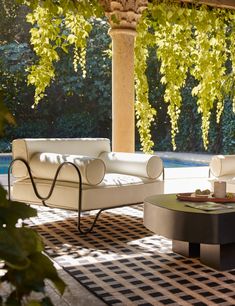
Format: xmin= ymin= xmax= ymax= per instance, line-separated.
xmin=162 ymin=158 xmax=208 ymax=168
xmin=0 ymin=155 xmax=208 ymax=174
xmin=0 ymin=155 xmax=12 ymax=174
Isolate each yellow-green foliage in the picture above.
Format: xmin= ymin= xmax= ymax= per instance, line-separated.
xmin=227 ymin=11 xmax=235 ymax=113
xmin=135 ymin=17 xmax=156 ymax=154
xmin=136 ymin=0 xmax=235 ymax=151
xmin=19 ymin=0 xmax=235 ymax=152
xmin=22 ymin=0 xmax=103 ymax=106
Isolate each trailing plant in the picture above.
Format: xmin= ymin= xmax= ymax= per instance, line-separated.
xmin=190 ymin=7 xmax=228 ymax=149
xmin=21 ymin=0 xmax=104 ymax=106
xmin=153 ymin=2 xmax=193 ymax=150
xmin=9 ymin=0 xmax=235 ymax=152
xmin=0 ymin=7 xmax=233 ymax=154
xmin=0 ymin=185 xmax=66 ymax=305
xmin=135 ymin=0 xmax=235 ymax=151
xmin=135 ymin=17 xmax=156 ymax=153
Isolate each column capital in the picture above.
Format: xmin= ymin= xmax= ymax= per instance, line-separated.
xmin=100 ymin=0 xmax=148 ymax=30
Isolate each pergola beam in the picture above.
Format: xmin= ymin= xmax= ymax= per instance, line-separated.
xmin=180 ymin=0 xmax=235 ymax=10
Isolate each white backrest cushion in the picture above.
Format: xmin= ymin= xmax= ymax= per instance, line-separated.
xmin=210 ymin=155 xmax=235 ymax=177
xmin=12 ymin=138 xmax=110 ymax=177
xmin=30 ymin=153 xmax=106 ymax=185
xmin=99 ymin=152 xmax=163 ymax=179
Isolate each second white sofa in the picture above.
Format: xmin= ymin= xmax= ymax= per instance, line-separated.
xmin=209 ymin=154 xmax=235 ymax=193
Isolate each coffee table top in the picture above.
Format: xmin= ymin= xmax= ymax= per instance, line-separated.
xmin=145 ymin=194 xmax=235 ymax=215
xmin=144 ymin=194 xmax=235 ymax=244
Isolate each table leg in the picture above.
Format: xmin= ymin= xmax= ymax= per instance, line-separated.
xmin=200 ymin=243 xmax=235 ymax=271
xmin=172 ymin=240 xmax=200 ymax=258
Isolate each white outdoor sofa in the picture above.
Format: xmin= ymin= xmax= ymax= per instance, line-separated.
xmin=209 ymin=154 xmax=235 ymax=193
xmin=9 ymin=138 xmax=164 ymax=233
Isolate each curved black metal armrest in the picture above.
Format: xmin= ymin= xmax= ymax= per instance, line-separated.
xmin=8 ymin=158 xmax=99 ymax=234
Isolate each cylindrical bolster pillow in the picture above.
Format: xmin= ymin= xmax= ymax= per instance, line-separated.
xmin=210 ymin=155 xmax=235 ymax=177
xmin=99 ymin=152 xmax=163 ymax=179
xmin=29 ymin=153 xmax=106 ymax=185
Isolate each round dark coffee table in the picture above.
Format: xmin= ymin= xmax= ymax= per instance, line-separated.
xmin=144 ymin=194 xmax=235 ymax=271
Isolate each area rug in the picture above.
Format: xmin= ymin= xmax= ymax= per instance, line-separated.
xmin=28 ymin=205 xmax=235 ymax=306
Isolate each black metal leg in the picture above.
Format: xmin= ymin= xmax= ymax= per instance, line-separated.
xmin=77 ymin=202 xmax=143 ymax=234
xmin=77 ymin=208 xmax=105 ymax=234
xmin=8 ymin=164 xmax=11 ymax=201
xmin=208 ymin=168 xmax=211 ymax=178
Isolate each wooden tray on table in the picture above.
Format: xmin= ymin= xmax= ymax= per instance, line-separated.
xmin=176 ymin=193 xmax=235 ymax=203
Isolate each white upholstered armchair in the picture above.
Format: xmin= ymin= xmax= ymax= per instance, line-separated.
xmin=9 ymin=138 xmax=164 ymax=233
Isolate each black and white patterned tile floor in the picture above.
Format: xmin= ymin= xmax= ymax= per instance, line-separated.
xmin=28 ymin=205 xmax=235 ymax=306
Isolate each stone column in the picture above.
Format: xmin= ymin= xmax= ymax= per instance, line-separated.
xmin=109 ymin=28 xmax=136 ymax=152
xmin=101 ymin=0 xmax=148 ymax=152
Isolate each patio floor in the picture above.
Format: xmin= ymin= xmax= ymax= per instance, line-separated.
xmin=0 ymin=153 xmax=216 ymax=305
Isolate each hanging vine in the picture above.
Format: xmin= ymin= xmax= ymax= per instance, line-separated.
xmin=26 ymin=5 xmax=61 ymax=105
xmin=22 ymin=0 xmax=103 ymax=105
xmin=153 ymin=2 xmax=194 ymax=150
xmin=135 ymin=16 xmax=156 ymax=153
xmin=190 ymin=7 xmax=228 ymax=148
xmin=135 ymin=0 xmax=235 ymax=151
xmin=17 ymin=0 xmax=235 ymax=152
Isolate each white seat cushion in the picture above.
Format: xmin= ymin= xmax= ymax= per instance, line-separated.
xmin=11 ymin=173 xmax=163 ymax=211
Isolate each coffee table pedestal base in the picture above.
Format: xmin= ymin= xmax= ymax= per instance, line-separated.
xmin=200 ymin=243 xmax=235 ymax=271
xmin=172 ymin=240 xmax=200 ymax=258
xmin=173 ymin=240 xmax=235 ymax=271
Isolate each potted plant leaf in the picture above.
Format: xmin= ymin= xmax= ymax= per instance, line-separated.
xmin=0 ymin=184 xmax=66 ymax=305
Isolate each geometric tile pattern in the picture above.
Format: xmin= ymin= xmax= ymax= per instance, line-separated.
xmin=28 ymin=205 xmax=235 ymax=306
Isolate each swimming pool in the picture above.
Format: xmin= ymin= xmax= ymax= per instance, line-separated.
xmin=0 ymin=155 xmax=12 ymax=174
xmin=0 ymin=155 xmax=208 ymax=174
xmin=162 ymin=158 xmax=208 ymax=168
